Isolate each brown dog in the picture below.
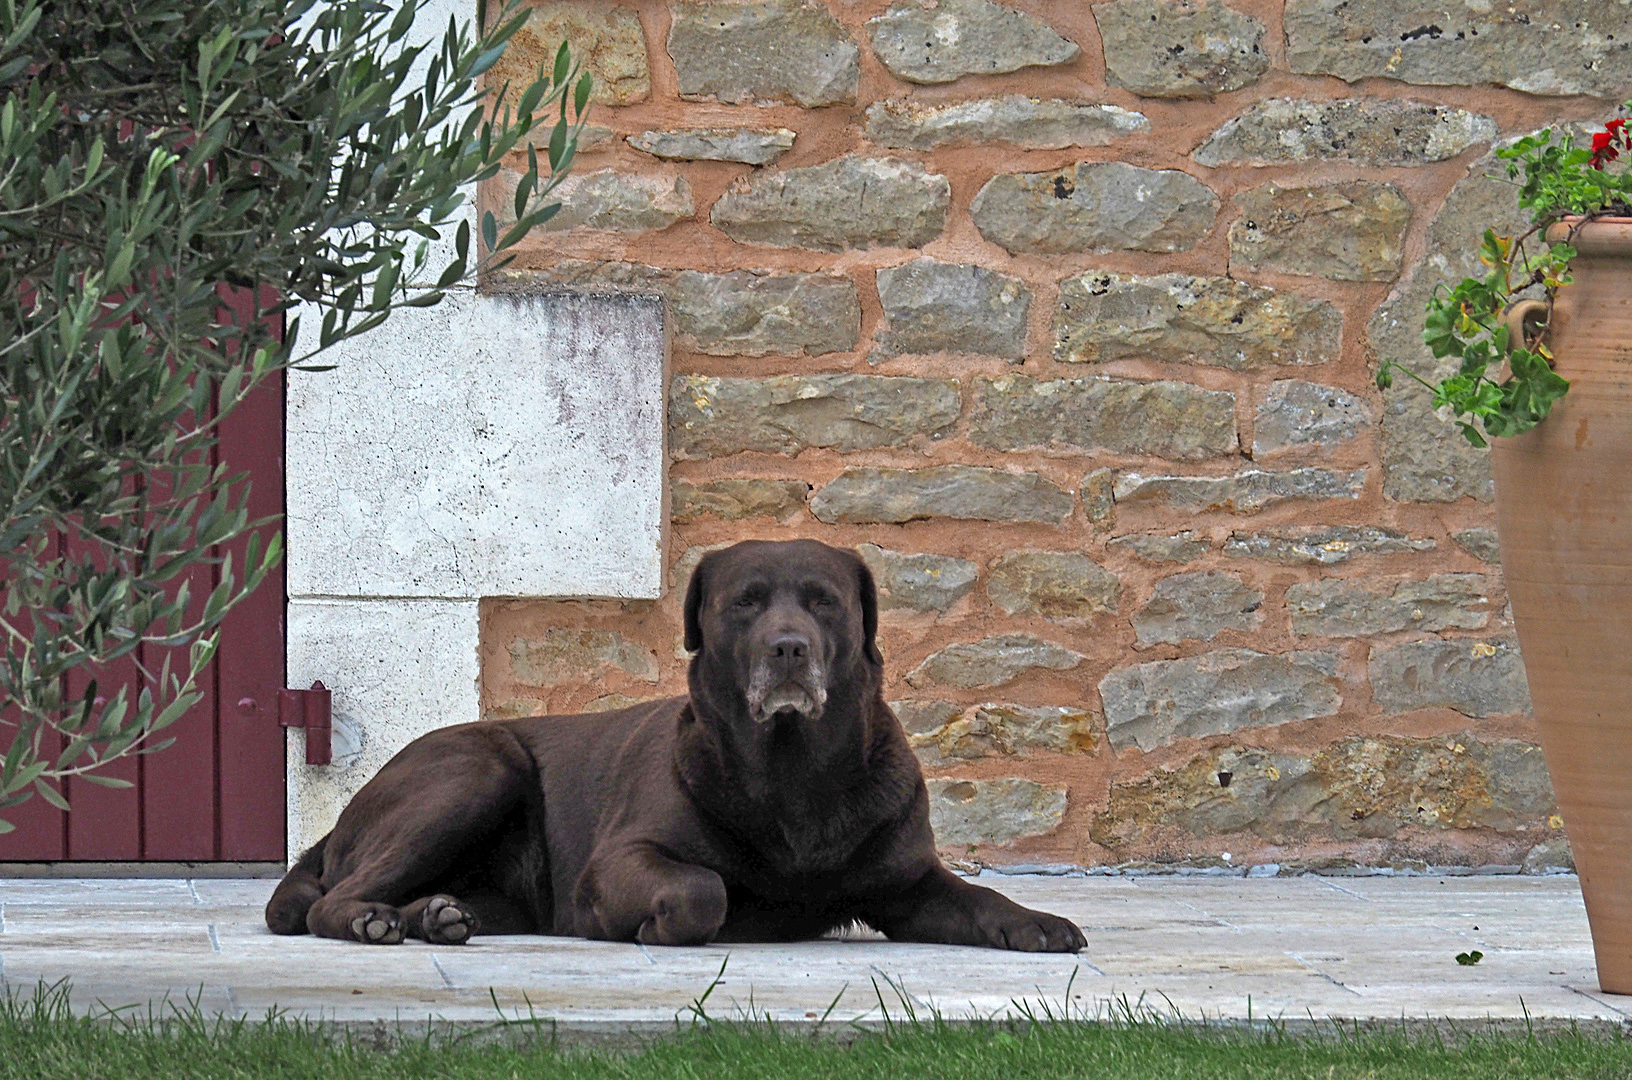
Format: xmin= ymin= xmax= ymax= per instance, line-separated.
xmin=265 ymin=539 xmax=1084 ymax=952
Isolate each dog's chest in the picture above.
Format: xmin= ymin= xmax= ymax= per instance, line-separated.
xmin=713 ymin=797 xmax=868 ymax=886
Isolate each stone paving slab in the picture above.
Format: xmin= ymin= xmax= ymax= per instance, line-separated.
xmin=1 ymin=875 xmax=1628 ymax=1033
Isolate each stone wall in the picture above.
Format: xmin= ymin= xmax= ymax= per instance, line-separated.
xmin=478 ymin=0 xmax=1624 ymax=873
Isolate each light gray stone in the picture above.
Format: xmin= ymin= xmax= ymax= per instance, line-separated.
xmin=1108 ymin=531 xmax=1211 ymax=563
xmin=1082 ymin=468 xmax=1115 ymax=527
xmin=911 ymin=704 xmax=1098 ymax=765
xmin=671 ymin=479 xmax=809 ymax=523
xmin=628 ymin=127 xmax=795 ymax=164
xmin=858 ymin=544 xmax=979 ymax=614
xmin=972 ymin=162 xmax=1218 ymax=255
xmin=866 ymin=0 xmax=1079 ymax=84
xmin=970 ymin=375 xmax=1237 ymax=461
xmin=503 ymin=262 xmax=860 ymax=357
xmin=1090 ymin=745 xmax=1305 ymax=848
xmin=528 ymin=169 xmax=693 ymax=233
xmin=667 ymin=270 xmax=859 ymax=356
xmin=486 ymin=697 xmax=547 ymax=722
xmin=672 ymin=542 xmax=733 ymax=592
xmin=1113 ymin=468 xmax=1366 ymax=514
xmin=488 ymin=259 xmax=669 ymax=295
xmin=1092 ymin=733 xmax=1553 ymax=847
xmin=488 ymin=3 xmax=649 ymax=109
xmin=1054 ymin=272 xmax=1342 ymax=369
xmin=1317 ymin=735 xmax=1555 ymax=835
xmin=889 ymin=699 xmax=963 ymax=736
xmin=925 ymin=777 xmax=1069 ymax=847
xmin=1194 ymin=98 xmax=1497 ymax=166
xmin=510 ymin=629 xmax=659 ymax=686
xmin=1101 ymin=648 xmax=1342 ymax=752
xmin=1452 ymin=528 xmax=1501 ymax=563
xmin=986 ymin=551 xmax=1122 ymax=621
xmin=812 ymin=466 xmax=1074 ymax=525
xmin=570 ymin=125 xmax=616 ymax=151
xmin=876 ymin=259 xmax=1030 ymax=359
xmin=1132 ymin=572 xmax=1263 ymax=647
xmin=1285 ymin=0 xmax=1632 ymax=99
xmin=1230 ymin=181 xmax=1411 ymax=282
xmin=710 ymin=156 xmax=949 ymax=251
xmin=668 ymin=0 xmax=859 ymax=107
xmin=906 ymin=634 xmax=1085 ymax=690
xmin=1369 ymin=636 xmax=1532 ymax=717
xmin=1223 ymin=526 xmax=1437 ymax=565
xmin=865 ymin=96 xmax=1147 ymax=150
xmin=1288 ymin=574 xmax=1490 ymax=637
xmin=1253 ymin=381 xmax=1369 ymax=455
xmin=1368 ymin=142 xmax=1532 ymax=503
xmin=670 ymin=374 xmax=959 ymax=457
xmin=1523 ymin=835 xmax=1575 ymax=874
xmin=583 ymin=694 xmax=656 ymax=714
xmin=1096 ymin=0 xmax=1269 ymax=98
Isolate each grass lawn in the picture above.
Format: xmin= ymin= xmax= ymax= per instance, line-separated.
xmin=3 ymin=982 xmax=1629 ymax=1079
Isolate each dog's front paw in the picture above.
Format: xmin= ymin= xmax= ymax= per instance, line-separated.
xmin=634 ymin=874 xmax=728 ymax=947
xmin=349 ymin=907 xmax=405 ymax=945
xmin=976 ymin=906 xmax=1085 ymax=953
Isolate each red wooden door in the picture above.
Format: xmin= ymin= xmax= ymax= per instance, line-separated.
xmin=0 ymin=293 xmax=288 ymax=863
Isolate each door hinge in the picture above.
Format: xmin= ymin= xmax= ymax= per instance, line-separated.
xmin=279 ymin=681 xmax=332 ymax=765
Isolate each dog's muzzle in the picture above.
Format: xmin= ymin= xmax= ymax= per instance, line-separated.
xmin=745 ymin=663 xmax=828 ymax=724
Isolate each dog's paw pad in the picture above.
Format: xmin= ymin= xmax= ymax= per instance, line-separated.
xmin=350 ymin=910 xmax=403 ymax=944
xmin=422 ymin=896 xmax=478 ymax=944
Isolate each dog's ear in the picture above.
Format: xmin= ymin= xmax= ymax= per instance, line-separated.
xmin=683 ymin=552 xmax=709 ymax=654
xmin=853 ymin=553 xmax=882 ymax=666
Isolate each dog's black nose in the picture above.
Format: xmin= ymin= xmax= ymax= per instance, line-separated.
xmin=770 ymin=633 xmax=809 ymax=662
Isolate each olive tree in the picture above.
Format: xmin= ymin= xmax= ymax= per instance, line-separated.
xmin=0 ymin=0 xmax=585 ymax=829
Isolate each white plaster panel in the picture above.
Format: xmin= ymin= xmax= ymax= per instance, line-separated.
xmin=285 ymin=598 xmax=480 ymax=855
xmin=287 ymin=290 xmax=666 ymax=599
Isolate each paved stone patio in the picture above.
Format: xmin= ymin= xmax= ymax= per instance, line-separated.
xmin=1 ymin=874 xmax=1628 ymax=1036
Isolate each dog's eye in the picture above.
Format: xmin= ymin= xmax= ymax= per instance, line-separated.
xmin=808 ymin=592 xmax=834 ymax=608
xmin=734 ymin=594 xmax=759 ymax=608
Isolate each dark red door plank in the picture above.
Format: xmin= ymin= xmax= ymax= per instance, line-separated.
xmin=217 ymin=286 xmax=286 ymax=862
xmin=5 ymin=286 xmax=286 ymax=863
xmin=141 ymin=416 xmax=221 ymax=861
xmin=62 ymin=525 xmax=143 ymax=860
xmin=0 ymin=532 xmax=68 ymax=859
xmin=216 ymin=371 xmax=286 ymax=861
xmin=0 ymin=725 xmax=68 ymax=859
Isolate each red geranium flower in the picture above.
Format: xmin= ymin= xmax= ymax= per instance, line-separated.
xmin=1591 ymin=130 xmax=1621 ymax=168
xmin=1590 ymin=118 xmax=1631 ymax=168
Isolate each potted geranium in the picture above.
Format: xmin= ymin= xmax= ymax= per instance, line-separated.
xmin=1378 ymin=112 xmax=1632 ymax=996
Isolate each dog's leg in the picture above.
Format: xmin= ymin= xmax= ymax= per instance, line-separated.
xmin=575 ymin=844 xmax=728 ymax=946
xmin=265 ymin=835 xmax=327 ymax=935
xmin=864 ymin=865 xmax=1086 ymax=953
xmin=304 ymin=726 xmax=535 ymax=945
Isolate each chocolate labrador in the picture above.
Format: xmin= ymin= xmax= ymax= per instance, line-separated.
xmin=265 ymin=539 xmax=1084 ymax=952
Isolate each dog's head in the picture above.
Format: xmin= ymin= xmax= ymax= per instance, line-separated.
xmin=683 ymin=540 xmax=882 ymax=728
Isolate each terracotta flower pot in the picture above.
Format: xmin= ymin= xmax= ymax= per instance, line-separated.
xmin=1491 ymin=218 xmax=1632 ymax=995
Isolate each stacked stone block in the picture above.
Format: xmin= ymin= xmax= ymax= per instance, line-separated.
xmin=480 ymin=0 xmax=1629 ymax=872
